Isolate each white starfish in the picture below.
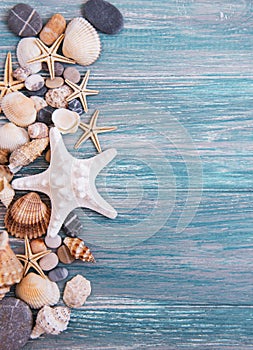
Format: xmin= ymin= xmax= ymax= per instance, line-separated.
xmin=12 ymin=127 xmax=117 ymax=238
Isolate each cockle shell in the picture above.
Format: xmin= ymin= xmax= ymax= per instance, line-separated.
xmin=52 ymin=108 xmax=80 ymax=134
xmin=15 ymin=273 xmax=60 ymax=309
xmin=28 ymin=123 xmax=49 ymax=139
xmin=63 ymin=274 xmax=91 ymax=308
xmin=0 ymin=165 xmax=13 ymax=183
xmin=63 ymin=17 xmax=101 ymax=66
xmin=2 ymin=92 xmax=37 ymax=127
xmin=30 ymin=305 xmax=71 ymax=339
xmin=0 ymin=177 xmax=15 ymax=207
xmin=17 ymin=37 xmax=42 ymax=74
xmin=4 ymin=192 xmax=51 ymax=239
xmin=9 ymin=137 xmax=49 ymax=171
xmin=63 ymin=237 xmax=95 ymax=262
xmin=0 ymin=149 xmax=9 ymax=165
xmin=0 ymin=123 xmax=29 ymax=152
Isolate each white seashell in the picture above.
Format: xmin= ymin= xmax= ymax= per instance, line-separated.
xmin=30 ymin=305 xmax=71 ymax=339
xmin=30 ymin=96 xmax=48 ymax=111
xmin=0 ymin=123 xmax=29 ymax=152
xmin=2 ymin=92 xmax=37 ymax=127
xmin=63 ymin=17 xmax=101 ymax=66
xmin=28 ymin=123 xmax=49 ymax=139
xmin=52 ymin=108 xmax=80 ymax=134
xmin=0 ymin=177 xmax=15 ymax=207
xmin=63 ymin=274 xmax=91 ymax=308
xmin=17 ymin=37 xmax=42 ymax=74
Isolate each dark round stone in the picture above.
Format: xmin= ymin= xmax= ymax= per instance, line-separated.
xmin=37 ymin=106 xmax=55 ymax=125
xmin=68 ymin=99 xmax=84 ymax=116
xmin=82 ymin=0 xmax=124 ymax=34
xmin=0 ymin=297 xmax=33 ymax=350
xmin=62 ymin=211 xmax=82 ymax=237
xmin=8 ymin=3 xmax=43 ymax=37
xmin=26 ymin=85 xmax=48 ymax=97
xmin=48 ymin=267 xmax=69 ymax=282
xmin=42 ymin=62 xmax=64 ymax=77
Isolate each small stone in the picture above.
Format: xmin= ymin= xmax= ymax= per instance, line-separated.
xmin=45 ymin=235 xmax=62 ymax=249
xmin=37 ymin=106 xmax=55 ymax=125
xmin=62 ymin=211 xmax=82 ymax=237
xmin=0 ymin=297 xmax=33 ymax=350
xmin=13 ymin=66 xmax=31 ymax=81
xmin=45 ymin=149 xmax=51 ymax=163
xmin=68 ymin=99 xmax=84 ymax=116
xmin=42 ymin=62 xmax=64 ymax=77
xmin=8 ymin=3 xmax=43 ymax=37
xmin=25 ymin=74 xmax=44 ymax=91
xmin=40 ymin=14 xmax=66 ymax=46
xmin=39 ymin=252 xmax=59 ymax=271
xmin=57 ymin=245 xmax=75 ymax=264
xmin=48 ymin=267 xmax=69 ymax=282
xmin=45 ymin=85 xmax=73 ymax=108
xmin=63 ymin=67 xmax=80 ymax=84
xmin=45 ymin=77 xmax=64 ymax=89
xmin=82 ymin=0 xmax=124 ymax=34
xmin=30 ymin=238 xmax=47 ymax=254
xmin=26 ymin=85 xmax=48 ymax=97
xmin=30 ymin=96 xmax=48 ymax=111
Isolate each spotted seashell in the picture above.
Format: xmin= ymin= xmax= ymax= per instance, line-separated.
xmin=63 ymin=274 xmax=91 ymax=308
xmin=0 ymin=123 xmax=29 ymax=152
xmin=0 ymin=177 xmax=15 ymax=208
xmin=63 ymin=237 xmax=95 ymax=262
xmin=52 ymin=108 xmax=80 ymax=134
xmin=28 ymin=123 xmax=49 ymax=139
xmin=45 ymin=85 xmax=73 ymax=109
xmin=17 ymin=37 xmax=42 ymax=74
xmin=0 ymin=149 xmax=9 ymax=165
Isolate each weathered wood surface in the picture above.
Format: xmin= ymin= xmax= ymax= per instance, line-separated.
xmin=1 ymin=0 xmax=253 ymax=348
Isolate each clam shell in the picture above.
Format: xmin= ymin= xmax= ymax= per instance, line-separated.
xmin=52 ymin=108 xmax=80 ymax=134
xmin=17 ymin=37 xmax=42 ymax=74
xmin=63 ymin=274 xmax=91 ymax=308
xmin=63 ymin=17 xmax=101 ymax=66
xmin=63 ymin=237 xmax=95 ymax=262
xmin=0 ymin=123 xmax=29 ymax=152
xmin=2 ymin=92 xmax=37 ymax=127
xmin=4 ymin=192 xmax=51 ymax=239
xmin=0 ymin=165 xmax=13 ymax=183
xmin=15 ymin=273 xmax=60 ymax=309
xmin=0 ymin=177 xmax=15 ymax=208
xmin=28 ymin=123 xmax=49 ymax=139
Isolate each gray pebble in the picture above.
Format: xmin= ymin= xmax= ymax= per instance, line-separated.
xmin=68 ymin=99 xmax=84 ymax=116
xmin=26 ymin=85 xmax=48 ymax=97
xmin=39 ymin=252 xmax=59 ymax=271
xmin=45 ymin=235 xmax=62 ymax=249
xmin=62 ymin=211 xmax=82 ymax=237
xmin=63 ymin=67 xmax=80 ymax=84
xmin=25 ymin=74 xmax=44 ymax=91
xmin=37 ymin=106 xmax=55 ymax=125
xmin=48 ymin=267 xmax=69 ymax=282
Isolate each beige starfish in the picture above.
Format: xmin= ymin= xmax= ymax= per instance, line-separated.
xmin=75 ymin=110 xmax=117 ymax=152
xmin=16 ymin=235 xmax=51 ymax=278
xmin=27 ymin=34 xmax=75 ymax=79
xmin=65 ymin=70 xmax=99 ymax=113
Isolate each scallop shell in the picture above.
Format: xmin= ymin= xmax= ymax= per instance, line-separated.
xmin=15 ymin=273 xmax=60 ymax=309
xmin=30 ymin=305 xmax=71 ymax=339
xmin=17 ymin=37 xmax=42 ymax=74
xmin=0 ymin=149 xmax=9 ymax=165
xmin=0 ymin=123 xmax=30 ymax=152
xmin=63 ymin=17 xmax=101 ymax=66
xmin=52 ymin=108 xmax=80 ymax=134
xmin=0 ymin=286 xmax=10 ymax=300
xmin=28 ymin=123 xmax=49 ymax=139
xmin=9 ymin=137 xmax=49 ymax=171
xmin=0 ymin=177 xmax=15 ymax=208
xmin=2 ymin=92 xmax=37 ymax=127
xmin=0 ymin=231 xmax=23 ymax=288
xmin=63 ymin=237 xmax=95 ymax=262
xmin=63 ymin=274 xmax=91 ymax=308
xmin=0 ymin=165 xmax=13 ymax=183
xmin=4 ymin=192 xmax=51 ymax=239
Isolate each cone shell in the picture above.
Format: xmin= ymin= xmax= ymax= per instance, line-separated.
xmin=0 ymin=165 xmax=13 ymax=183
xmin=30 ymin=305 xmax=71 ymax=339
xmin=28 ymin=123 xmax=49 ymax=139
xmin=4 ymin=192 xmax=51 ymax=239
xmin=0 ymin=123 xmax=29 ymax=152
xmin=63 ymin=237 xmax=95 ymax=262
xmin=63 ymin=17 xmax=101 ymax=66
xmin=15 ymin=273 xmax=60 ymax=309
xmin=0 ymin=149 xmax=9 ymax=165
xmin=17 ymin=37 xmax=42 ymax=74
xmin=0 ymin=177 xmax=15 ymax=208
xmin=63 ymin=274 xmax=91 ymax=308
xmin=2 ymin=92 xmax=37 ymax=127
xmin=52 ymin=108 xmax=80 ymax=134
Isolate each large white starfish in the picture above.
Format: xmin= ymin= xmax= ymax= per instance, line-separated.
xmin=12 ymin=127 xmax=117 ymax=238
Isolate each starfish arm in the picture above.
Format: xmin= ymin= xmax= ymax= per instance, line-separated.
xmin=33 ymin=250 xmax=51 ymax=261
xmin=22 ymin=262 xmax=31 ymax=276
xmin=91 ymin=133 xmax=102 ymax=153
xmin=65 ymin=79 xmax=79 ymax=92
xmin=47 ymin=204 xmax=75 ymax=238
xmin=5 ymin=52 xmax=13 ymax=86
xmin=12 ymin=169 xmax=51 ymax=196
xmin=74 ymin=130 xmax=92 ymax=149
xmin=84 ymin=89 xmax=99 ymax=96
xmin=27 ymin=53 xmax=48 ymax=64
xmin=80 ymin=93 xmax=88 ymax=113
xmin=30 ymin=261 xmax=46 ymax=277
xmin=48 ymin=57 xmax=55 ymax=80
xmin=81 ymin=70 xmax=90 ymax=89
xmin=16 ymin=255 xmax=27 ymax=263
xmin=90 ymin=148 xmax=117 ymax=179
xmin=10 ymin=82 xmax=25 ymax=91
xmin=53 ymin=53 xmax=76 ymax=65
xmin=85 ymin=186 xmax=117 ymax=219
xmin=34 ymin=38 xmax=50 ymax=54
xmin=66 ymin=91 xmax=81 ymax=102
xmin=50 ymin=34 xmax=64 ymax=53
xmin=96 ymin=126 xmax=118 ymax=133
xmin=90 ymin=110 xmax=99 ymax=129
xmin=0 ymin=82 xmax=6 ymax=87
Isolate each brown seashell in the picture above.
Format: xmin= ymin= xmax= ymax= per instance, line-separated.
xmin=0 ymin=149 xmax=9 ymax=165
xmin=40 ymin=14 xmax=66 ymax=46
xmin=63 ymin=237 xmax=95 ymax=262
xmin=63 ymin=274 xmax=91 ymax=308
xmin=28 ymin=123 xmax=49 ymax=139
xmin=0 ymin=177 xmax=15 ymax=208
xmin=0 ymin=286 xmax=11 ymax=300
xmin=0 ymin=165 xmax=13 ymax=183
xmin=4 ymin=192 xmax=51 ymax=239
xmin=9 ymin=137 xmax=49 ymax=171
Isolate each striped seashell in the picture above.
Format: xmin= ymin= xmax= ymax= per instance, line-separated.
xmin=63 ymin=237 xmax=95 ymax=262
xmin=0 ymin=177 xmax=15 ymax=208
xmin=0 ymin=123 xmax=29 ymax=152
xmin=0 ymin=165 xmax=13 ymax=183
xmin=63 ymin=274 xmax=91 ymax=308
xmin=17 ymin=37 xmax=42 ymax=74
xmin=0 ymin=149 xmax=9 ymax=165
xmin=28 ymin=123 xmax=49 ymax=139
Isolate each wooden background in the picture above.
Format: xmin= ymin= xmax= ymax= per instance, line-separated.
xmin=1 ymin=0 xmax=253 ymax=348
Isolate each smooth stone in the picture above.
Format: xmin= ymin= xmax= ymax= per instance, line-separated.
xmin=82 ymin=0 xmax=124 ymax=34
xmin=45 ymin=235 xmax=62 ymax=249
xmin=25 ymin=74 xmax=44 ymax=91
xmin=63 ymin=67 xmax=80 ymax=84
xmin=68 ymin=99 xmax=84 ymax=116
xmin=42 ymin=62 xmax=64 ymax=77
xmin=45 ymin=77 xmax=64 ymax=89
xmin=39 ymin=13 xmax=66 ymax=46
xmin=26 ymin=85 xmax=48 ymax=97
xmin=62 ymin=211 xmax=82 ymax=237
xmin=37 ymin=106 xmax=55 ymax=125
xmin=0 ymin=297 xmax=33 ymax=350
xmin=39 ymin=252 xmax=59 ymax=271
xmin=45 ymin=149 xmax=51 ymax=163
xmin=45 ymin=85 xmax=72 ymax=108
xmin=57 ymin=245 xmax=75 ymax=264
xmin=30 ymin=238 xmax=47 ymax=254
xmin=8 ymin=3 xmax=43 ymax=37
xmin=12 ymin=66 xmax=31 ymax=81
xmin=30 ymin=96 xmax=48 ymax=112
xmin=48 ymin=267 xmax=69 ymax=282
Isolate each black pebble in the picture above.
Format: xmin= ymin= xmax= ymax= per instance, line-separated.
xmin=82 ymin=0 xmax=124 ymax=35
xmin=48 ymin=267 xmax=69 ymax=282
xmin=68 ymin=99 xmax=84 ymax=116
xmin=8 ymin=3 xmax=43 ymax=37
xmin=37 ymin=106 xmax=55 ymax=126
xmin=26 ymin=85 xmax=48 ymax=97
xmin=62 ymin=211 xmax=82 ymax=237
xmin=42 ymin=62 xmax=64 ymax=77
xmin=0 ymin=297 xmax=33 ymax=350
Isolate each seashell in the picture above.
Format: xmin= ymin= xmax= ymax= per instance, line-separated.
xmin=4 ymin=192 xmax=51 ymax=239
xmin=0 ymin=165 xmax=13 ymax=183
xmin=17 ymin=37 xmax=42 ymax=74
xmin=13 ymin=66 xmax=32 ymax=81
xmin=16 ymin=272 xmax=60 ymax=309
xmin=9 ymin=137 xmax=49 ymax=171
xmin=45 ymin=85 xmax=73 ymax=108
xmin=28 ymin=123 xmax=49 ymax=139
xmin=0 ymin=177 xmax=15 ymax=207
xmin=63 ymin=17 xmax=101 ymax=66
xmin=0 ymin=286 xmax=10 ymax=300
xmin=2 ymin=92 xmax=37 ymax=127
xmin=63 ymin=237 xmax=95 ymax=262
xmin=63 ymin=274 xmax=91 ymax=308
xmin=0 ymin=231 xmax=23 ymax=288
xmin=30 ymin=305 xmax=70 ymax=339
xmin=0 ymin=149 xmax=9 ymax=165
xmin=0 ymin=123 xmax=29 ymax=152
xmin=30 ymin=96 xmax=48 ymax=112
xmin=52 ymin=108 xmax=80 ymax=134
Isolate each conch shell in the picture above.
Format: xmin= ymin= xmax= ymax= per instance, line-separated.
xmin=63 ymin=274 xmax=91 ymax=308
xmin=63 ymin=237 xmax=95 ymax=262
xmin=0 ymin=177 xmax=15 ymax=207
xmin=30 ymin=305 xmax=71 ymax=339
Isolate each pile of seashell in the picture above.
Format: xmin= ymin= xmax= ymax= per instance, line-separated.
xmin=0 ymin=1 xmax=123 ymax=348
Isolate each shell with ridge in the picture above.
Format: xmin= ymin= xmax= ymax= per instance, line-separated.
xmin=0 ymin=123 xmax=29 ymax=152
xmin=0 ymin=177 xmax=15 ymax=207
xmin=4 ymin=192 xmax=51 ymax=239
xmin=17 ymin=37 xmax=42 ymax=74
xmin=63 ymin=17 xmax=101 ymax=66
xmin=63 ymin=237 xmax=95 ymax=262
xmin=31 ymin=305 xmax=70 ymax=339
xmin=0 ymin=165 xmax=13 ymax=183
xmin=2 ymin=92 xmax=37 ymax=127
xmin=15 ymin=272 xmax=60 ymax=309
xmin=63 ymin=274 xmax=91 ymax=308
xmin=28 ymin=122 xmax=49 ymax=139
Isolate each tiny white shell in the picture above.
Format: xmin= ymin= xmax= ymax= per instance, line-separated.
xmin=52 ymin=108 xmax=80 ymax=134
xmin=0 ymin=123 xmax=29 ymax=152
xmin=17 ymin=37 xmax=42 ymax=74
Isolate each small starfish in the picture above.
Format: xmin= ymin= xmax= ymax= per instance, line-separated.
xmin=75 ymin=110 xmax=117 ymax=152
xmin=27 ymin=34 xmax=75 ymax=79
xmin=65 ymin=70 xmax=99 ymax=113
xmin=16 ymin=235 xmax=51 ymax=278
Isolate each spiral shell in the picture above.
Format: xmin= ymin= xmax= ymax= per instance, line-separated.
xmin=0 ymin=177 xmax=15 ymax=208
xmin=63 ymin=274 xmax=91 ymax=308
xmin=63 ymin=237 xmax=95 ymax=262
xmin=17 ymin=37 xmax=42 ymax=74
xmin=28 ymin=123 xmax=49 ymax=139
xmin=0 ymin=123 xmax=29 ymax=152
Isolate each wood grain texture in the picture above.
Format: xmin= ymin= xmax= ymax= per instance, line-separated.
xmin=1 ymin=0 xmax=253 ymax=348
